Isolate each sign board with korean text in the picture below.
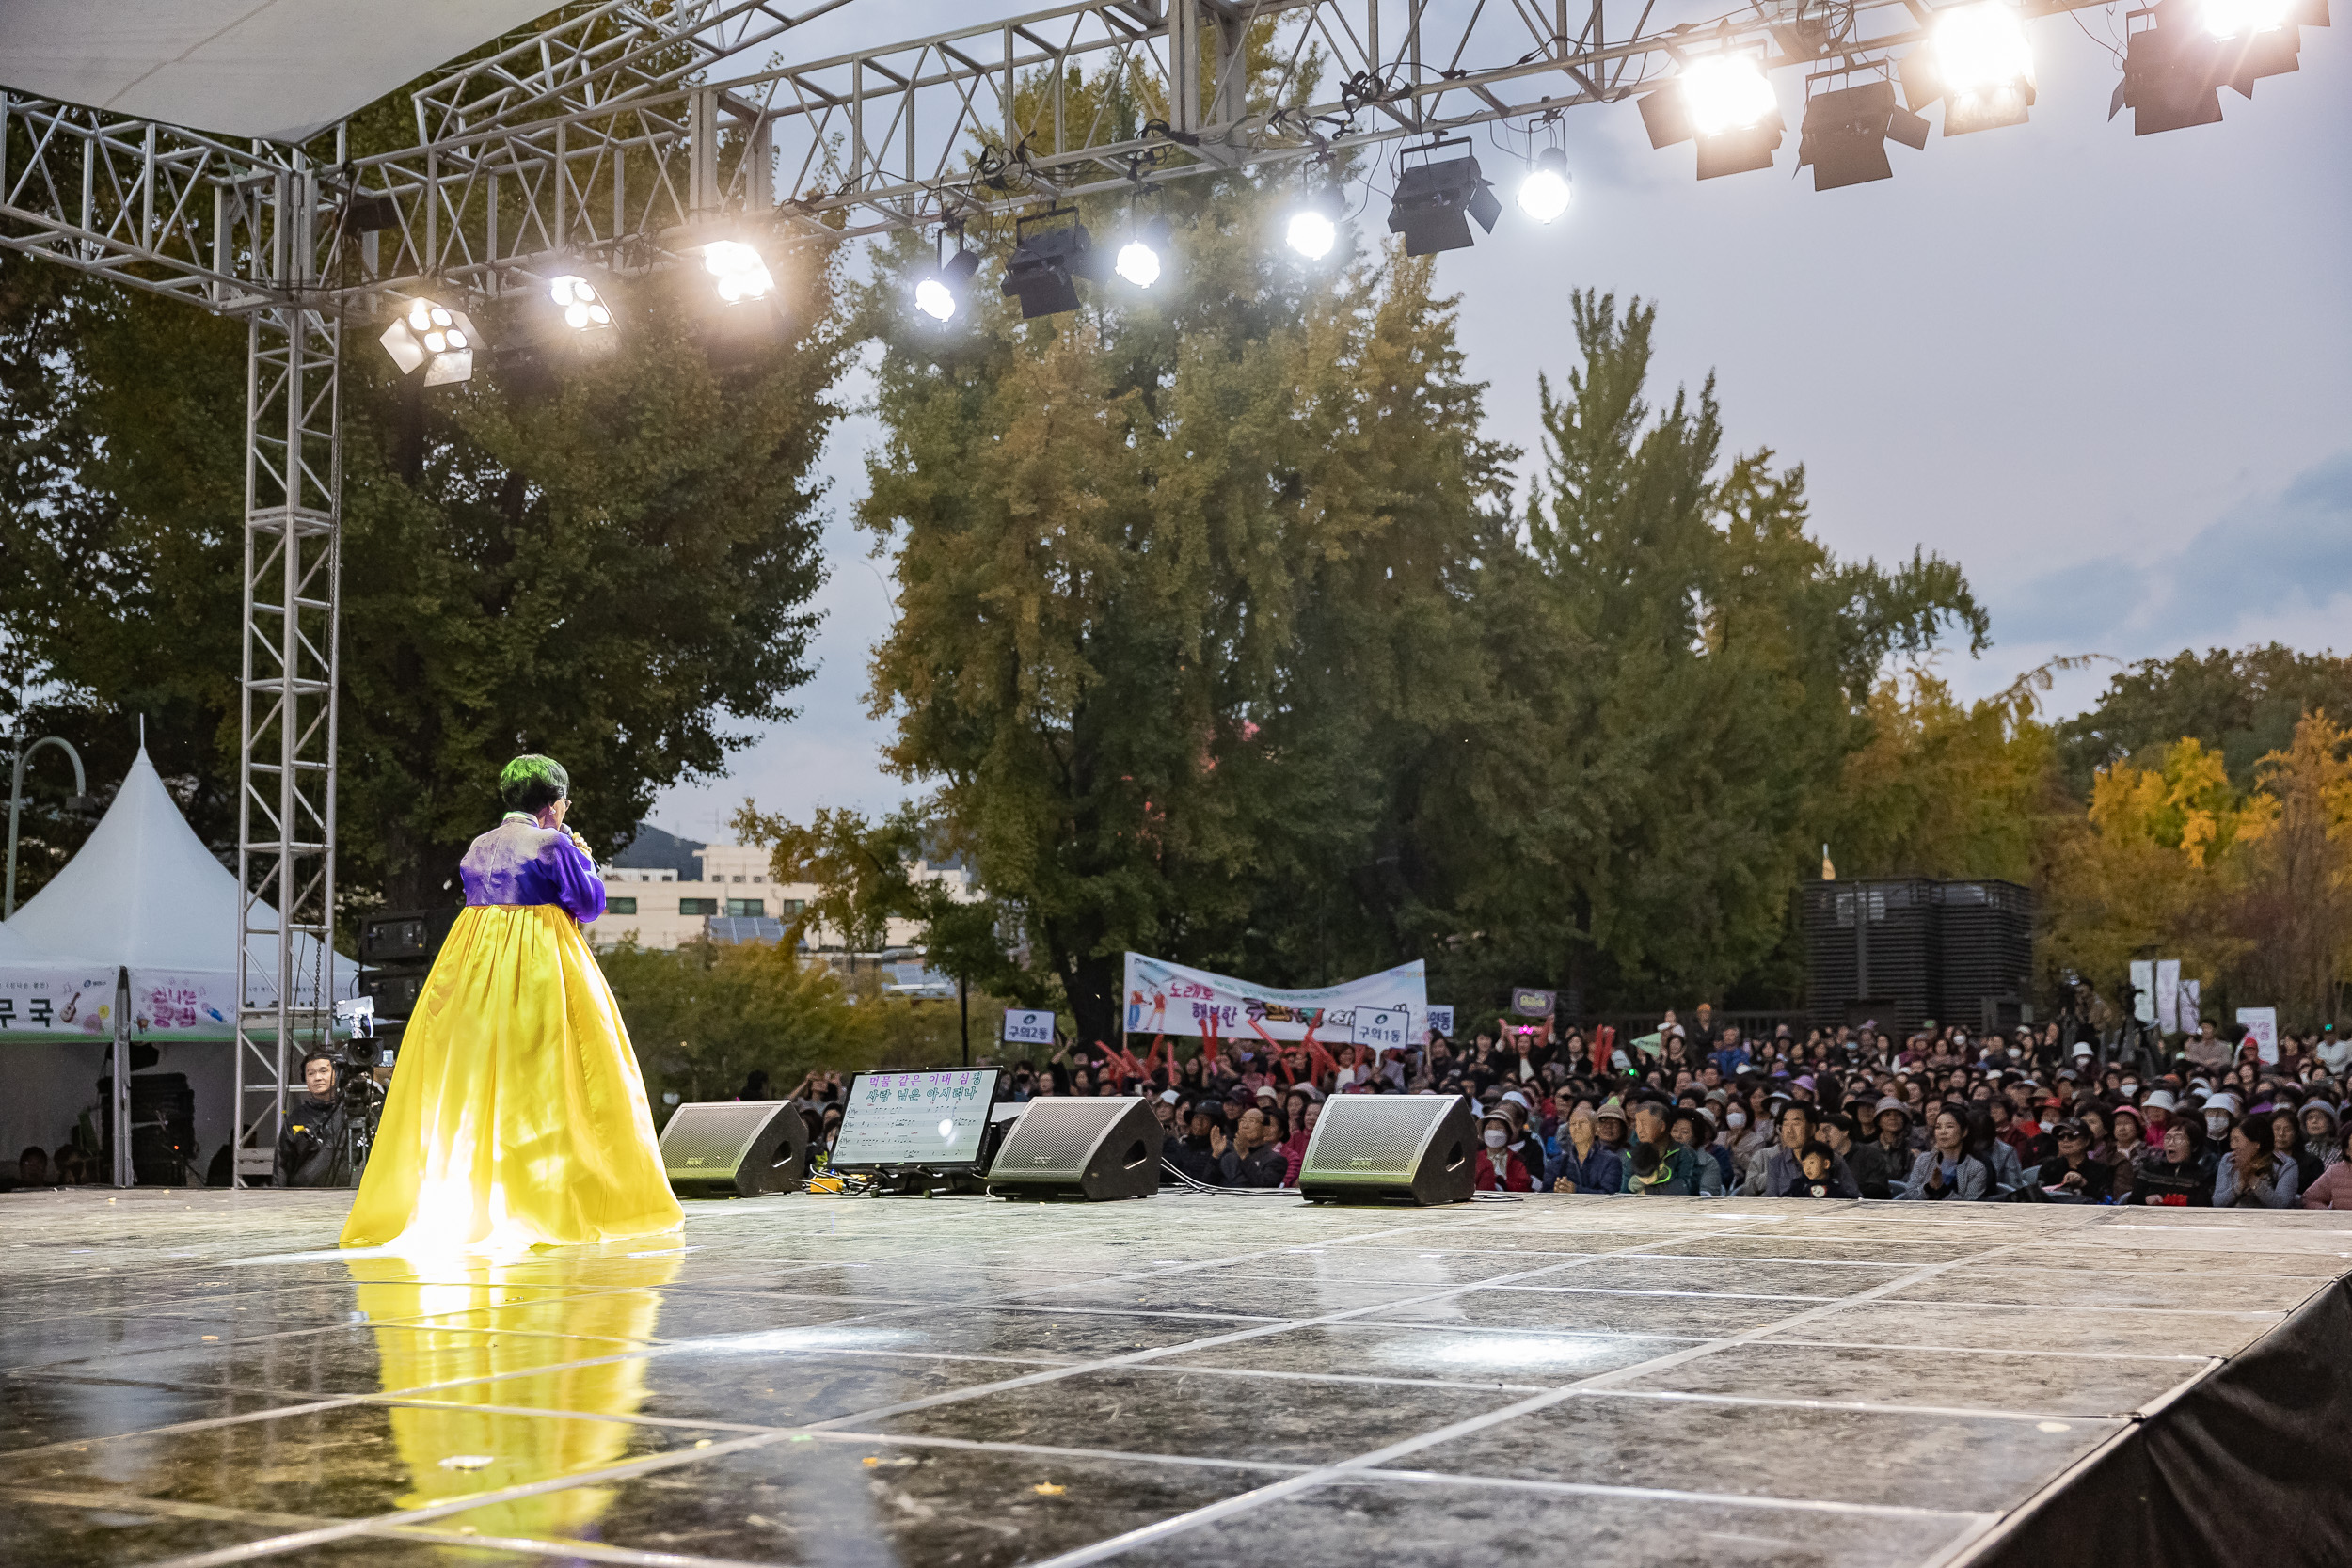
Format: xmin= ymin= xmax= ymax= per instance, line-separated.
xmin=2237 ymin=1006 xmax=2280 ymax=1066
xmin=1121 ymin=952 xmax=1423 ymax=1045
xmin=1426 ymin=1006 xmax=1455 ymax=1039
xmin=1001 ymin=1008 xmax=1056 ymax=1047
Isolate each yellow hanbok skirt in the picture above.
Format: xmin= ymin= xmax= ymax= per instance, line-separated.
xmin=340 ymin=904 xmax=683 ymax=1249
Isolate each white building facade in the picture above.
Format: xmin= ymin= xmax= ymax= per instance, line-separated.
xmin=586 ymin=840 xmax=977 ymax=958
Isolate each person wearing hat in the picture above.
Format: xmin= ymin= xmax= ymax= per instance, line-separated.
xmin=1476 ymin=1109 xmax=1534 ymax=1192
xmin=2033 ymin=1118 xmax=2113 ymax=1204
xmin=2295 ymin=1101 xmax=2342 ymax=1192
xmin=1497 ymin=1097 xmax=1550 ymax=1192
xmin=1849 ymin=1101 xmax=1908 ymax=1200
xmin=1549 ymin=1103 xmax=1626 ymax=1195
xmin=1592 ymin=1096 xmax=1632 ymax=1155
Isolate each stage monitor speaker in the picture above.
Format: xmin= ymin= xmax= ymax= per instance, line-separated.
xmin=660 ymin=1100 xmax=808 ymax=1198
xmin=1297 ymin=1094 xmax=1476 ymax=1205
xmin=985 ymin=1097 xmax=1160 ymax=1201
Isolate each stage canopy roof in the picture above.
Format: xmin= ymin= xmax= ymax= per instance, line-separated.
xmin=0 ymin=0 xmax=559 ymax=142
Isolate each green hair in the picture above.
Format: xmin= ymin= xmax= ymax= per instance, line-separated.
xmin=499 ymin=754 xmax=570 ymax=815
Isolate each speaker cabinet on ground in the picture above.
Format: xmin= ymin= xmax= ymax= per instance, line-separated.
xmin=659 ymin=1100 xmax=808 ymax=1198
xmin=985 ymin=1097 xmax=1161 ymax=1201
xmin=1297 ymin=1094 xmax=1476 ymax=1205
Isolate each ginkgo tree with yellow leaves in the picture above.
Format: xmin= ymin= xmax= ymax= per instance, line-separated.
xmin=2044 ymin=713 xmax=2352 ymax=1031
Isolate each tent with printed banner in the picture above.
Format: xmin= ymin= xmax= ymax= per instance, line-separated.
xmin=4 ymin=746 xmax=359 ymax=1042
xmin=1 ymin=747 xmax=361 ymax=1176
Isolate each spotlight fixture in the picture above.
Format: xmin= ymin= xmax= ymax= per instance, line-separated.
xmin=1636 ymin=54 xmax=1787 ymax=179
xmin=914 ymin=236 xmax=980 ymax=323
xmin=702 ymin=240 xmax=775 ymax=305
xmin=1000 ymin=209 xmax=1106 ymax=319
xmin=1517 ymin=147 xmax=1574 ymax=223
xmin=1921 ymin=1 xmax=2039 ymax=133
xmin=2110 ymin=0 xmax=2327 ymax=133
xmin=548 ymin=275 xmax=614 ymax=335
xmin=1797 ymin=77 xmax=1931 ymax=190
xmin=1386 ymin=141 xmax=1502 ymax=257
xmin=1116 ymin=216 xmax=1173 ymax=288
xmin=379 ymin=296 xmax=479 ymax=386
xmin=1285 ymin=184 xmax=1346 ymax=259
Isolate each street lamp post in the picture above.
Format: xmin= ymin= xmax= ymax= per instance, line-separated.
xmin=7 ymin=736 xmax=94 ymax=919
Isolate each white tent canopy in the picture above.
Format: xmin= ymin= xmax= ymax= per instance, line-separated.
xmin=7 ymin=746 xmax=358 ymax=1039
xmin=0 ymin=0 xmax=560 ymax=142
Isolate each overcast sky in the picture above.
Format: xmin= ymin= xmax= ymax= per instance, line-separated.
xmin=648 ymin=6 xmax=2352 ymax=843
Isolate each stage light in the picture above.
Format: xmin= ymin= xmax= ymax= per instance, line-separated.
xmin=1636 ymin=55 xmax=1787 ymax=179
xmin=1683 ymin=55 xmax=1779 ymax=136
xmin=1798 ymin=79 xmax=1931 ymax=190
xmin=1386 ymin=144 xmax=1502 ymax=257
xmin=702 ymin=240 xmax=774 ymax=305
xmin=1285 ymin=185 xmax=1345 ymax=259
xmin=2201 ymin=0 xmax=2296 ymax=34
xmin=379 ymin=296 xmax=479 ymax=386
xmin=2110 ymin=0 xmax=2320 ymax=135
xmin=914 ymin=247 xmax=979 ymax=322
xmin=1518 ymin=148 xmax=1573 ymax=223
xmin=548 ymin=275 xmax=613 ymax=334
xmin=1899 ymin=3 xmax=2038 ymax=135
xmin=1000 ymin=209 xmax=1105 ymax=319
xmin=1115 ymin=217 xmax=1172 ymax=288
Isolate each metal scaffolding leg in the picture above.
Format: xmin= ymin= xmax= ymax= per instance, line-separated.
xmin=232 ymin=304 xmax=342 ymax=1187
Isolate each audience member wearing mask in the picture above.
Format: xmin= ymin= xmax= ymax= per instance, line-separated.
xmin=1476 ymin=1110 xmax=1534 ymax=1192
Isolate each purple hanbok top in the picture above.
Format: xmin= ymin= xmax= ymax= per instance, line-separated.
xmin=459 ymin=814 xmax=607 ymax=923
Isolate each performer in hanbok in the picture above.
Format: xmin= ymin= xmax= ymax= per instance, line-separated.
xmin=341 ymin=755 xmax=682 ymax=1249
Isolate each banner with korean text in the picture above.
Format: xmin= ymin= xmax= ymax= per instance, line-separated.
xmin=1122 ymin=953 xmax=1425 ymax=1049
xmin=0 ymin=962 xmax=120 ymax=1041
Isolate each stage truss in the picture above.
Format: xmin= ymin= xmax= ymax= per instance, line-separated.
xmin=0 ymin=0 xmax=2254 ymax=1178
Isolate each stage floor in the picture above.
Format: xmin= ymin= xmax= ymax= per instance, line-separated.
xmin=3 ymin=1189 xmax=2349 ymax=1568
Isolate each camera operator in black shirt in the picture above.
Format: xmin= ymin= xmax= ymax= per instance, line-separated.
xmin=276 ymin=1051 xmax=358 ymax=1187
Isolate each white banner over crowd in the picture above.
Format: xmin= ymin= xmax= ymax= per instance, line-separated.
xmin=1122 ymin=953 xmax=1426 ymax=1050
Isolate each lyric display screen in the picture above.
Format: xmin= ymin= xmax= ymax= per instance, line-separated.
xmin=833 ymin=1069 xmax=1002 ymax=1168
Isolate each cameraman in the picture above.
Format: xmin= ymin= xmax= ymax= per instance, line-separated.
xmin=276 ymin=1051 xmax=356 ymax=1187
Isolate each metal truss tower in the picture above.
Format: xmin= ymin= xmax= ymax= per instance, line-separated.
xmin=233 ymin=300 xmax=342 ymax=1182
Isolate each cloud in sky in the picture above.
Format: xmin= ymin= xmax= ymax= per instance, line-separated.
xmin=1990 ymin=449 xmax=2352 ymax=656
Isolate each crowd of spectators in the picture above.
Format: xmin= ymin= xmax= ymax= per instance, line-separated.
xmin=961 ymin=1007 xmax=2352 ymax=1207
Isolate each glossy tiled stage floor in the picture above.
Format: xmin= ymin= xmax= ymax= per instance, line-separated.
xmin=4 ymin=1190 xmax=2349 ymax=1568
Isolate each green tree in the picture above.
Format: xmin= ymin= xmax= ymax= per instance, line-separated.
xmin=0 ymin=238 xmax=843 ymax=911
xmin=2057 ymin=645 xmax=2352 ymax=796
xmin=598 ymin=937 xmax=999 ymax=1103
xmin=1419 ymin=293 xmax=1988 ymax=1011
xmin=856 ymin=156 xmax=1514 ymax=1044
xmin=1824 ymin=664 xmax=2076 ymax=885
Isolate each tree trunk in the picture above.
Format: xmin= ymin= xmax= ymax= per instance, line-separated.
xmin=1064 ymin=948 xmax=1123 ymax=1051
